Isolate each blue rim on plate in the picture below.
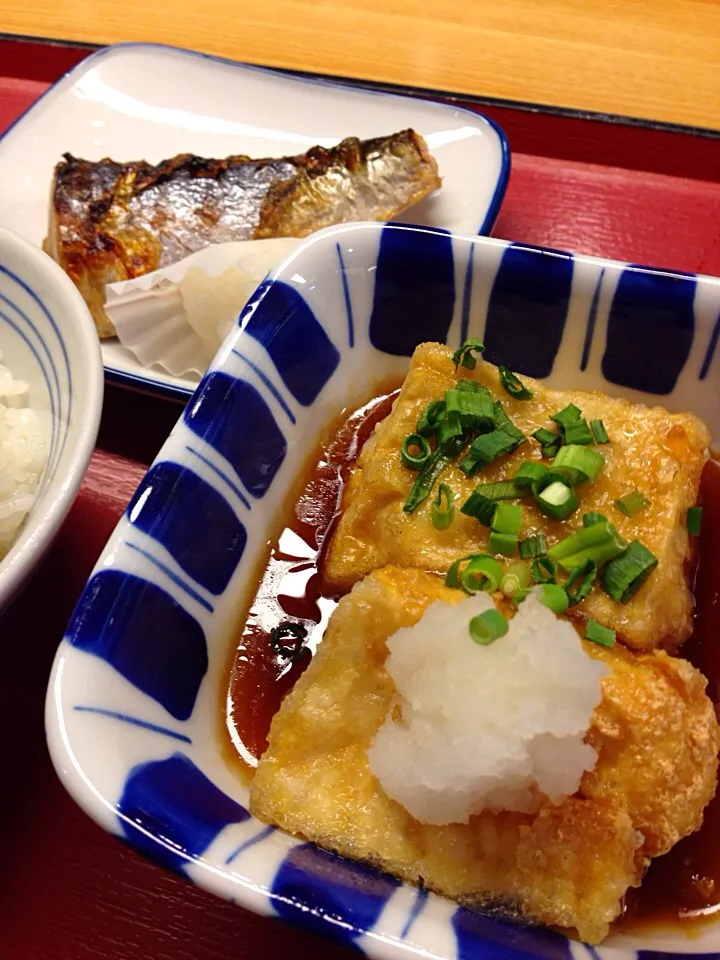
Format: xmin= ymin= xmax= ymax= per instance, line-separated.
xmin=46 ymin=222 xmax=720 ymax=960
xmin=0 ymin=41 xmax=510 ymax=403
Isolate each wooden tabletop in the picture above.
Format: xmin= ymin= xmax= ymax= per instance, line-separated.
xmin=2 ymin=0 xmax=720 ymax=131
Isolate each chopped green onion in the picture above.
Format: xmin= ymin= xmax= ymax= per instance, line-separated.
xmin=532 ymin=427 xmax=562 ymax=458
xmin=488 ymin=531 xmax=518 ymax=557
xmin=269 ymin=622 xmax=308 ymax=661
xmin=492 ymin=503 xmax=523 ymax=535
xmin=615 ymin=490 xmax=649 ymax=517
xmin=452 ymin=338 xmax=485 ymax=370
xmin=436 ymin=410 xmax=464 ymax=447
xmin=551 ymin=445 xmax=605 ymax=484
xmin=460 ymin=491 xmax=496 ymax=526
xmin=460 ymin=432 xmax=518 ymax=475
xmin=460 ymin=404 xmax=527 ymax=476
xmin=519 ymin=534 xmax=547 ymax=559
xmin=493 ymin=401 xmax=527 ymax=442
xmin=498 ymin=365 xmax=534 ymax=400
xmin=500 ymin=561 xmax=532 ymax=597
xmin=513 ymin=587 xmax=532 ymax=607
xmin=431 ymin=483 xmax=455 ymax=530
xmin=551 ymin=403 xmax=583 ymax=432
xmin=446 ymin=554 xmax=504 ymax=593
xmin=513 ymin=462 xmax=549 ymax=487
xmin=590 ymin=419 xmax=610 ymax=444
xmin=563 ymin=419 xmax=593 ymax=446
xmin=445 ymin=385 xmax=495 ymax=433
xmin=534 ymin=477 xmax=579 ymax=521
xmin=417 ymin=399 xmax=446 ymax=438
xmin=687 ymin=506 xmax=703 ymax=536
xmin=473 ymin=481 xmax=527 ymax=501
xmin=540 ymin=583 xmax=569 ymax=614
xmin=457 ymin=379 xmax=481 ymax=393
xmin=584 ymin=619 xmax=616 ymax=647
xmin=400 ymin=433 xmax=431 ymax=470
xmin=583 ymin=512 xmax=607 ymax=527
xmin=532 ymin=556 xmax=557 ymax=584
xmin=565 ymin=558 xmax=597 ymax=607
xmin=600 ymin=541 xmax=658 ymax=603
xmin=469 ymin=609 xmax=509 ymax=645
xmin=404 ymin=416 xmax=465 ymax=514
xmin=547 ymin=521 xmax=627 ymax=572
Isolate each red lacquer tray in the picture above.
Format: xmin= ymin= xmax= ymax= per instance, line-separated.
xmin=2 ymin=34 xmax=719 ymax=960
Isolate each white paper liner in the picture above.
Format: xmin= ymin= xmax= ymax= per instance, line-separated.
xmin=104 ymin=239 xmax=302 ymax=378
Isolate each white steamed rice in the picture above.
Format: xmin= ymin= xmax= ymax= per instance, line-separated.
xmin=367 ymin=590 xmax=608 ymax=825
xmin=0 ymin=354 xmax=49 ymax=557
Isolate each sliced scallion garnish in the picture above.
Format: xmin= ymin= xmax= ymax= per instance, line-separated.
xmin=590 ymin=419 xmax=610 ymax=444
xmin=540 ymin=583 xmax=569 ymax=614
xmin=519 ymin=534 xmax=547 ymax=559
xmin=532 ymin=427 xmax=562 ymax=459
xmin=583 ymin=512 xmax=607 ymax=527
xmin=400 ymin=433 xmax=431 ymax=470
xmin=445 ymin=384 xmax=495 ymax=433
xmin=469 ymin=609 xmax=509 ymax=645
xmin=446 ymin=553 xmax=504 ymax=594
xmin=687 ymin=506 xmax=703 ymax=536
xmin=498 ymin=365 xmax=534 ymax=400
xmin=534 ymin=477 xmax=579 ymax=521
xmin=513 ymin=462 xmax=549 ymax=487
xmin=452 ymin=338 xmax=485 ymax=370
xmin=488 ymin=531 xmax=518 ymax=557
xmin=500 ymin=561 xmax=532 ymax=598
xmin=615 ymin=490 xmax=650 ymax=517
xmin=546 ymin=521 xmax=627 ymax=572
xmin=513 ymin=587 xmax=532 ymax=607
xmin=460 ymin=430 xmax=520 ymax=476
xmin=460 ymin=491 xmax=496 ymax=526
xmin=550 ymin=403 xmax=583 ymax=432
xmin=493 ymin=503 xmax=523 ymax=535
xmin=403 ymin=413 xmax=465 ymax=514
xmin=584 ymin=619 xmax=616 ymax=647
xmin=431 ymin=483 xmax=455 ymax=530
xmin=551 ymin=444 xmax=605 ymax=484
xmin=532 ymin=555 xmax=557 ymax=584
xmin=600 ymin=541 xmax=658 ymax=603
xmin=564 ymin=558 xmax=597 ymax=607
xmin=563 ymin=419 xmax=594 ymax=446
xmin=473 ymin=481 xmax=527 ymax=501
xmin=416 ymin=399 xmax=446 ymax=438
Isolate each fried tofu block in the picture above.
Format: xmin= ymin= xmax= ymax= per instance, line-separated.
xmin=250 ymin=567 xmax=719 ymax=944
xmin=324 ymin=343 xmax=710 ymax=652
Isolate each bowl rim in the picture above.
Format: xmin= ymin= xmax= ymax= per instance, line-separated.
xmin=0 ymin=226 xmax=103 ymax=610
xmin=44 ymin=221 xmax=720 ymax=960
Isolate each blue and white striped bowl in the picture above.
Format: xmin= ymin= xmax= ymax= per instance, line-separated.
xmin=0 ymin=227 xmax=102 ymax=610
xmin=46 ymin=222 xmax=720 ymax=960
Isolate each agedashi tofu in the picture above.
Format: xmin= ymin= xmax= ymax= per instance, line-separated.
xmin=249 ymin=567 xmax=719 ymax=944
xmin=324 ymin=343 xmax=709 ymax=652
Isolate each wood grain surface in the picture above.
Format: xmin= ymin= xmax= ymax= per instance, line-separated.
xmin=1 ymin=0 xmax=720 ymax=130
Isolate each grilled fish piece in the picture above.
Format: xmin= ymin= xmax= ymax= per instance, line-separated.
xmin=45 ymin=130 xmax=441 ymax=338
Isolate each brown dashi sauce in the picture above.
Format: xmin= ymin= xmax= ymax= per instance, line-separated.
xmin=225 ymin=388 xmax=720 ymax=934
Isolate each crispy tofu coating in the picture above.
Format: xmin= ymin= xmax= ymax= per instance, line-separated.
xmin=324 ymin=343 xmax=710 ymax=652
xmin=249 ymin=567 xmax=719 ymax=944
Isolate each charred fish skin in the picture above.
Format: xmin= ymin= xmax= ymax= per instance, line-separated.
xmin=46 ymin=130 xmax=441 ymax=339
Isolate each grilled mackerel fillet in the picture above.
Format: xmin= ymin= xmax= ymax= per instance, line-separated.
xmin=45 ymin=130 xmax=441 ymax=338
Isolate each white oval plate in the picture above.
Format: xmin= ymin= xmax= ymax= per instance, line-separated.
xmin=0 ymin=42 xmax=509 ymax=401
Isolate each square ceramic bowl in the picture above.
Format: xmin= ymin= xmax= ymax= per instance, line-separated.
xmin=0 ymin=227 xmax=103 ymax=610
xmin=0 ymin=42 xmax=509 ymax=400
xmin=46 ymin=222 xmax=720 ymax=960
